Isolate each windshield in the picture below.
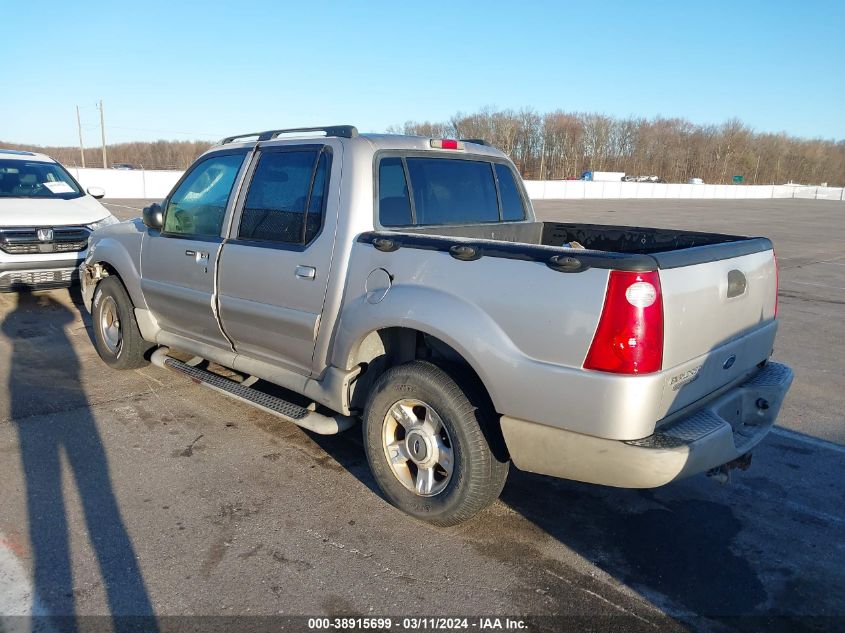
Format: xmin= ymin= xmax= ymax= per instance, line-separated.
xmin=0 ymin=159 xmax=83 ymax=199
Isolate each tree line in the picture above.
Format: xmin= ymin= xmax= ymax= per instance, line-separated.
xmin=0 ymin=139 xmax=214 ymax=171
xmin=392 ymin=108 xmax=845 ymax=186
xmin=4 ymin=109 xmax=844 ymax=185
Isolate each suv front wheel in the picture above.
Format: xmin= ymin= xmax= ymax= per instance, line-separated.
xmin=91 ymin=276 xmax=152 ymax=370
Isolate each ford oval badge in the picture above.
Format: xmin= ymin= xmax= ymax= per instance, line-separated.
xmin=723 ymin=354 xmax=737 ymax=370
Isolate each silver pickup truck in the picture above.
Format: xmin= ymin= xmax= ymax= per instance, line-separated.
xmin=81 ymin=126 xmax=793 ymax=525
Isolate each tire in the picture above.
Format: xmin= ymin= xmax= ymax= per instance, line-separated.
xmin=91 ymin=276 xmax=152 ymax=370
xmin=362 ymin=361 xmax=509 ymax=526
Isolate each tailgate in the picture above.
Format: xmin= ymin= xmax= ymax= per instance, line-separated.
xmin=657 ymin=248 xmax=778 ymax=415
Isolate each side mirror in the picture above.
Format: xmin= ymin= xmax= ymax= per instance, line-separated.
xmin=142 ymin=203 xmax=164 ymax=230
xmin=87 ymin=186 xmax=106 ymax=199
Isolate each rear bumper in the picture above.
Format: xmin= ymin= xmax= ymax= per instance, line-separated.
xmin=501 ymin=361 xmax=794 ymax=488
xmin=0 ymin=257 xmax=84 ymax=292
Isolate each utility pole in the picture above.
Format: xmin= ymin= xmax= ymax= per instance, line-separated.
xmin=76 ymin=106 xmax=86 ymax=168
xmin=99 ymin=99 xmax=108 ymax=169
xmin=753 ymin=154 xmax=760 ymax=185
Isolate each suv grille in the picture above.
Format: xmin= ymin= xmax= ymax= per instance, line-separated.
xmin=0 ymin=226 xmax=90 ymax=255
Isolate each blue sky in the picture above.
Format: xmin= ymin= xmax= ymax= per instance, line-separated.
xmin=2 ymin=0 xmax=843 ymax=146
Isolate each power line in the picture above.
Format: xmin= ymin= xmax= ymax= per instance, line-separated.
xmin=106 ymin=125 xmax=224 ymax=138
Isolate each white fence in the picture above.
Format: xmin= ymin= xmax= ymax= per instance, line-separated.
xmin=68 ymin=167 xmax=183 ymax=199
xmin=66 ymin=166 xmax=845 ymax=202
xmin=524 ymin=180 xmax=845 ymax=201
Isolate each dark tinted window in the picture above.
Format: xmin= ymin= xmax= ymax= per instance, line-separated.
xmin=164 ymin=153 xmax=244 ymax=236
xmin=378 ymin=157 xmax=412 ymax=226
xmin=239 ymin=150 xmax=318 ymax=243
xmin=495 ymin=163 xmax=526 ymax=221
xmin=406 ymin=158 xmax=498 ymax=225
xmin=305 ymin=152 xmax=329 ymax=243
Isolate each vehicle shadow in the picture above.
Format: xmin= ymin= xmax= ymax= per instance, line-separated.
xmin=308 ymin=419 xmax=843 ymax=632
xmin=499 ymin=451 xmax=844 ymax=632
xmin=500 ymin=472 xmax=758 ymax=624
xmin=3 ymin=291 xmax=158 ymax=632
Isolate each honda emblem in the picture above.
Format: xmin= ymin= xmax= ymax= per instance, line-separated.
xmin=37 ymin=228 xmax=53 ymax=242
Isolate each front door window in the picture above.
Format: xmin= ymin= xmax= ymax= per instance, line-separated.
xmin=163 ymin=153 xmax=245 ymax=237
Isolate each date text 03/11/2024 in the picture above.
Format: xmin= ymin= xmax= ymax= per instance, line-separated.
xmin=306 ymin=617 xmax=528 ymax=630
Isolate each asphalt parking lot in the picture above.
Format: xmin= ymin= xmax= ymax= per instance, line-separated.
xmin=0 ymin=198 xmax=842 ymax=632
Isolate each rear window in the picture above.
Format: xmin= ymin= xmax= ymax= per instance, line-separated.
xmin=377 ymin=156 xmax=526 ymax=227
xmin=378 ymin=157 xmax=412 ymax=227
xmin=407 ymin=158 xmax=499 ymax=225
xmin=495 ymin=163 xmax=526 ymax=221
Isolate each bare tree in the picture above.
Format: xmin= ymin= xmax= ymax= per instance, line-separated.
xmin=6 ymin=109 xmax=845 ymax=185
xmin=0 ymin=139 xmax=214 ymax=170
xmin=395 ymin=108 xmax=845 ymax=185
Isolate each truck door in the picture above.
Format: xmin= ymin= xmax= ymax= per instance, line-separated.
xmin=217 ymin=142 xmax=339 ymax=376
xmin=140 ymin=149 xmax=248 ymax=348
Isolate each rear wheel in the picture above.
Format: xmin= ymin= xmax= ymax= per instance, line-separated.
xmin=92 ymin=276 xmax=152 ymax=369
xmin=363 ymin=361 xmax=509 ymax=526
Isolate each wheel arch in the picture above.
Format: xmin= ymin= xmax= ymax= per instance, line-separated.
xmin=86 ymin=236 xmax=147 ymax=310
xmin=346 ymin=326 xmax=508 ymax=460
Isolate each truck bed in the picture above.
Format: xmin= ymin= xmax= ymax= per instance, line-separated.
xmin=369 ymin=221 xmax=772 ymax=271
xmin=357 ymin=219 xmax=778 ymax=429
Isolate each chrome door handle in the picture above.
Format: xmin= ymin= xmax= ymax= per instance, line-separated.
xmin=295 ymin=265 xmax=316 ymax=280
xmin=186 ymin=250 xmax=209 ymax=265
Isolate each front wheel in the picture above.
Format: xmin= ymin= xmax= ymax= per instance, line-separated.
xmin=91 ymin=276 xmax=152 ymax=370
xmin=362 ymin=361 xmax=509 ymax=526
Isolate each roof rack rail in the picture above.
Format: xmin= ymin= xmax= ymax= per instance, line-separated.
xmin=220 ymin=125 xmax=358 ymax=145
xmin=460 ymin=138 xmax=488 ymax=146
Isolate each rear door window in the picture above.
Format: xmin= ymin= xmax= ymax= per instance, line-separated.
xmin=305 ymin=152 xmax=329 ymax=243
xmin=238 ymin=148 xmax=329 ymax=245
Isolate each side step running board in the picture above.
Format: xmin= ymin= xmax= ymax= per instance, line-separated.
xmin=151 ymin=347 xmax=356 ymax=435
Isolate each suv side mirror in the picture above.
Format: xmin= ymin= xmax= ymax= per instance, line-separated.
xmin=142 ymin=203 xmax=164 ymax=230
xmin=87 ymin=186 xmax=106 ymax=199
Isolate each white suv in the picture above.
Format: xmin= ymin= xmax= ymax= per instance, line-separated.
xmin=0 ymin=149 xmax=118 ymax=291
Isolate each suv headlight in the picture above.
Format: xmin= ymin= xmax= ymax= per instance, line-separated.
xmin=87 ymin=214 xmax=120 ymax=232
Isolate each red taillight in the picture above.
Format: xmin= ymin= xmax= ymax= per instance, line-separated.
xmin=584 ymin=270 xmax=664 ymax=375
xmin=773 ymin=251 xmax=779 ymax=318
xmin=430 ymin=138 xmax=464 ymax=150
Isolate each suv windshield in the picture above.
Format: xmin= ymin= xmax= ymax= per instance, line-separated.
xmin=0 ymin=159 xmax=83 ymax=199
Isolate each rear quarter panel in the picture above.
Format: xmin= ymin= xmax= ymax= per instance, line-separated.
xmin=332 ymin=241 xmax=780 ymax=441
xmin=329 ymin=243 xmax=687 ymax=439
